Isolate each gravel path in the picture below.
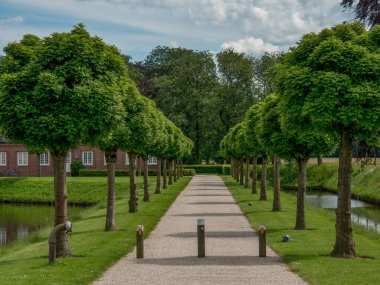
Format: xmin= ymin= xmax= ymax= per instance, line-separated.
xmin=93 ymin=175 xmax=307 ymax=285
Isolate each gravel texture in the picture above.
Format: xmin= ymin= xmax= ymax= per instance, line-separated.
xmin=93 ymin=175 xmax=307 ymax=285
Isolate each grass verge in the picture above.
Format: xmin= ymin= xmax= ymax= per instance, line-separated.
xmin=0 ymin=176 xmax=191 ymax=285
xmin=222 ymin=175 xmax=380 ymax=285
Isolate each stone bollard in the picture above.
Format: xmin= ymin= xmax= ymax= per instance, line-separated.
xmin=197 ymin=218 xmax=205 ymax=258
xmin=258 ymin=224 xmax=266 ymax=257
xmin=136 ymin=225 xmax=144 ymax=259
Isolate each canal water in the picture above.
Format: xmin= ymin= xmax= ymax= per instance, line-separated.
xmin=306 ymin=192 xmax=380 ymax=234
xmin=0 ymin=204 xmax=86 ymax=247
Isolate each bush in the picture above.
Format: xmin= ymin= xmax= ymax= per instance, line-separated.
xmin=183 ymin=169 xmax=196 ymax=176
xmin=79 ymin=169 xmax=157 ymax=177
xmin=71 ymin=160 xmax=83 ymax=177
xmin=222 ymin=165 xmax=231 ymax=175
xmin=183 ymin=165 xmax=223 ymax=174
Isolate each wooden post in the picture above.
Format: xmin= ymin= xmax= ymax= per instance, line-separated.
xmin=136 ymin=225 xmax=144 ymax=259
xmin=197 ymin=218 xmax=205 ymax=258
xmin=259 ymin=224 xmax=266 ymax=257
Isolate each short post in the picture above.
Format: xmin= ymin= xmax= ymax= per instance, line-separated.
xmin=48 ymin=221 xmax=72 ymax=264
xmin=136 ymin=225 xmax=144 ymax=259
xmin=197 ymin=218 xmax=205 ymax=258
xmin=258 ymin=224 xmax=266 ymax=257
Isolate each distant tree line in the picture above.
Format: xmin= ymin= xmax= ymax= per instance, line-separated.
xmin=126 ymin=48 xmax=283 ymax=163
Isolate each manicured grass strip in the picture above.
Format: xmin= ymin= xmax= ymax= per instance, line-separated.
xmin=222 ymin=175 xmax=380 ymax=285
xmin=0 ymin=177 xmax=133 ymax=204
xmin=0 ymin=176 xmax=191 ymax=285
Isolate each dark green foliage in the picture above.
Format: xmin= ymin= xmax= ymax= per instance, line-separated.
xmin=216 ymin=49 xmax=257 ymax=133
xmin=182 ymin=169 xmax=196 ymax=176
xmin=183 ymin=165 xmax=223 ymax=174
xmin=341 ymin=0 xmax=380 ymax=27
xmin=70 ymin=159 xmax=83 ymax=177
xmin=146 ymin=47 xmax=218 ymax=162
xmin=222 ymin=165 xmax=231 ymax=175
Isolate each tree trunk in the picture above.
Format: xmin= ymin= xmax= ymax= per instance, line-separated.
xmin=239 ymin=158 xmax=244 ymax=185
xmin=318 ymin=154 xmax=323 ymax=165
xmin=163 ymin=159 xmax=168 ymax=189
xmin=105 ymin=149 xmax=117 ymax=231
xmin=252 ymin=156 xmax=257 ymax=194
xmin=51 ymin=151 xmax=70 ymax=257
xmin=331 ymin=126 xmax=356 ymax=258
xmin=295 ymin=157 xmax=308 ymax=230
xmin=137 ymin=156 xmax=142 ymax=177
xmin=235 ymin=158 xmax=239 ymax=182
xmin=168 ymin=160 xmax=173 ymax=185
xmin=177 ymin=160 xmax=180 ymax=179
xmin=231 ymin=159 xmax=234 ymax=178
xmin=272 ymin=155 xmax=281 ymax=212
xmin=155 ymin=159 xmax=162 ymax=194
xmin=260 ymin=156 xmax=267 ymax=201
xmin=143 ymin=156 xmax=149 ymax=202
xmin=128 ymin=152 xmax=138 ymax=213
xmin=245 ymin=158 xmax=250 ymax=189
xmin=173 ymin=160 xmax=177 ymax=182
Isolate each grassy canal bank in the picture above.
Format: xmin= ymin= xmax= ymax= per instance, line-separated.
xmin=223 ymin=175 xmax=380 ymax=285
xmin=250 ymin=163 xmax=380 ymax=205
xmin=0 ymin=176 xmax=191 ymax=285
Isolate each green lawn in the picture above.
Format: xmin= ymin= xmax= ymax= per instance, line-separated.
xmin=223 ymin=175 xmax=380 ymax=285
xmin=247 ymin=163 xmax=380 ymax=204
xmin=0 ymin=176 xmax=137 ymax=204
xmin=0 ymin=176 xmax=191 ymax=285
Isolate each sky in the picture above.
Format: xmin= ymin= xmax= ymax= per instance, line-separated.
xmin=0 ymin=0 xmax=354 ymax=61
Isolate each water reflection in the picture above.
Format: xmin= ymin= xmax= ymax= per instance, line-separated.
xmin=0 ymin=204 xmax=85 ymax=247
xmin=306 ymin=193 xmax=380 ymax=234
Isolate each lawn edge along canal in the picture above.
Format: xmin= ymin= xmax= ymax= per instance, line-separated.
xmin=222 ymin=175 xmax=380 ymax=285
xmin=0 ymin=176 xmax=191 ymax=285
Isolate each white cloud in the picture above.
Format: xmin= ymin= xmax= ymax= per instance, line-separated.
xmin=169 ymin=41 xmax=179 ymax=48
xmin=221 ymin=37 xmax=279 ymax=56
xmin=0 ymin=0 xmax=352 ymax=60
xmin=0 ymin=16 xmax=24 ymax=25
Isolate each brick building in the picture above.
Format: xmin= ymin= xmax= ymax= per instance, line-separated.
xmin=0 ymin=135 xmax=157 ymax=177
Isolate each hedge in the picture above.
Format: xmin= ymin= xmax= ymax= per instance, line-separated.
xmin=79 ymin=169 xmax=157 ymax=177
xmin=183 ymin=165 xmax=223 ymax=174
xmin=183 ymin=169 xmax=196 ymax=176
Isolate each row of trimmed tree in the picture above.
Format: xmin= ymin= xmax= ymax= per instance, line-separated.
xmin=220 ymin=22 xmax=380 ymax=259
xmin=0 ymin=24 xmax=193 ymax=257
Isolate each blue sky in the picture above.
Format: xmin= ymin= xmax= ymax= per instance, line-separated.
xmin=0 ymin=0 xmax=353 ymax=61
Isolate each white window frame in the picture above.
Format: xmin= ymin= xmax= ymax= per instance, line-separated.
xmin=125 ymin=153 xmax=129 ymax=165
xmin=148 ymin=155 xmax=157 ymax=165
xmin=39 ymin=152 xmax=49 ymax=166
xmin=66 ymin=152 xmax=71 ymax=164
xmin=0 ymin=152 xmax=6 ymax=166
xmin=17 ymin=152 xmax=28 ymax=166
xmin=82 ymin=151 xmax=93 ymax=166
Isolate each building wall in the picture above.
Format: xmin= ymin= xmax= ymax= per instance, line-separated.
xmin=0 ymin=143 xmax=157 ymax=177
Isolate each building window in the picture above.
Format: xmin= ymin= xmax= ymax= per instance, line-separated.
xmin=39 ymin=153 xmax=49 ymax=166
xmin=66 ymin=152 xmax=71 ymax=164
xmin=82 ymin=151 xmax=93 ymax=166
xmin=148 ymin=156 xmax=157 ymax=165
xmin=17 ymin=152 xmax=28 ymax=166
xmin=0 ymin=152 xmax=6 ymax=166
xmin=125 ymin=153 xmax=129 ymax=165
